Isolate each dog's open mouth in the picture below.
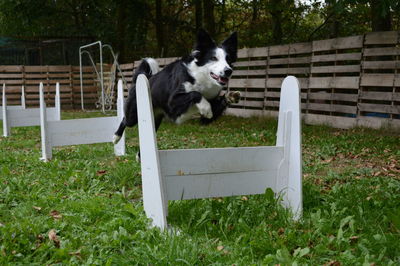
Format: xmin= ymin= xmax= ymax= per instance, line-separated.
xmin=210 ymin=72 xmax=229 ymax=86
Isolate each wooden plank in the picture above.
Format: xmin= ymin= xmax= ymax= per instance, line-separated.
xmin=0 ymin=80 xmax=23 ymax=85
xmin=241 ymin=91 xmax=265 ymax=98
xmin=309 ymin=92 xmax=358 ymax=102
xmin=232 ymin=69 xmax=266 ymax=76
xmin=364 ymin=31 xmax=398 ymax=45
xmin=234 ymin=60 xmax=267 ymax=67
xmin=247 ymin=47 xmax=268 ymax=57
xmin=228 ymin=78 xmax=266 ymax=88
xmin=359 ymin=91 xmax=393 ymax=101
xmin=362 ymin=61 xmax=396 ymax=69
xmin=313 ymin=35 xmax=363 ymax=52
xmin=48 ymin=66 xmax=72 ymax=72
xmin=269 ymin=44 xmax=290 ymax=56
xmin=0 ymin=73 xmax=24 ymax=78
xmin=268 ymin=67 xmax=309 ymax=75
xmin=47 ymin=116 xmax=119 ymax=146
xmin=360 ymin=74 xmax=394 ymax=87
xmin=311 ymin=65 xmax=360 ymax=73
xmin=269 ymin=57 xmax=311 ymax=65
xmin=363 ymin=47 xmax=399 ymax=56
xmin=307 ymin=103 xmax=357 ymax=114
xmin=289 ymin=42 xmax=312 ymax=54
xmin=309 ymin=77 xmax=359 ymax=89
xmin=237 ymin=48 xmax=248 ymax=58
xmin=311 ymin=52 xmax=361 ymax=62
xmin=358 ymin=103 xmax=397 ymax=114
xmin=0 ymin=66 xmax=23 ymax=72
xmin=233 ymin=100 xmax=263 ymax=108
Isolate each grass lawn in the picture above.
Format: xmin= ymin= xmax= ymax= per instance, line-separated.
xmin=1 ymin=111 xmax=399 ymax=265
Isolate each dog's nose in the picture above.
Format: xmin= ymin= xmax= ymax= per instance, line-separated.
xmin=224 ymin=68 xmax=233 ymax=77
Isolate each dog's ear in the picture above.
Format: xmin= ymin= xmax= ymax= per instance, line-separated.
xmin=222 ymin=32 xmax=238 ymax=62
xmin=194 ymin=29 xmax=216 ymax=54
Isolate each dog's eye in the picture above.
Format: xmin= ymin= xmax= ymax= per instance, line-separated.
xmin=212 ymin=56 xmax=218 ymax=61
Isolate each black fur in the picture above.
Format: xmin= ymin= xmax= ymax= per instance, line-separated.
xmin=114 ymin=30 xmax=238 ymax=140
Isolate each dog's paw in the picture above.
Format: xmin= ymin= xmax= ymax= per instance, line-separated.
xmin=113 ymin=134 xmax=121 ymax=144
xmin=196 ymin=98 xmax=213 ymax=119
xmin=225 ymin=91 xmax=241 ymax=104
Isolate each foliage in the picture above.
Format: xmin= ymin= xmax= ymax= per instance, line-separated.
xmin=0 ymin=112 xmax=399 ymax=264
xmin=0 ymin=0 xmax=399 ymax=62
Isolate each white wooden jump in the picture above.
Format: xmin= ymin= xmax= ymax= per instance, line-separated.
xmin=2 ymin=83 xmax=60 ymax=137
xmin=40 ymin=80 xmax=126 ymax=161
xmin=1 ymin=84 xmax=26 ymax=120
xmin=136 ymin=74 xmax=302 ymax=230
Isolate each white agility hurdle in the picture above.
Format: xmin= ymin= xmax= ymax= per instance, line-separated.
xmin=2 ymin=83 xmax=60 ymax=137
xmin=1 ymin=84 xmax=26 ymax=120
xmin=136 ymin=74 xmax=302 ymax=230
xmin=40 ymin=80 xmax=126 ymax=161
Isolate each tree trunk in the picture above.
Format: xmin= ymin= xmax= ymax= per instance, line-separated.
xmin=116 ymin=0 xmax=127 ymax=62
xmin=326 ymin=0 xmax=340 ymax=38
xmin=195 ymin=0 xmax=203 ymax=32
xmin=155 ymin=0 xmax=165 ymax=57
xmin=269 ymin=0 xmax=283 ymax=44
xmin=203 ymin=0 xmax=216 ymax=38
xmin=370 ymin=0 xmax=392 ymax=31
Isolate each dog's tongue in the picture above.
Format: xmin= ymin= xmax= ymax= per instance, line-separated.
xmin=220 ymin=76 xmax=228 ymax=84
xmin=211 ymin=73 xmax=228 ymax=85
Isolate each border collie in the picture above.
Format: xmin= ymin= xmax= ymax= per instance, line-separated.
xmin=113 ymin=29 xmax=240 ymax=144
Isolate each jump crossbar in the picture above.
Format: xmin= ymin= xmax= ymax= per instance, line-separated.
xmin=2 ymin=83 xmax=60 ymax=137
xmin=40 ymin=80 xmax=126 ymax=161
xmin=136 ymin=74 xmax=303 ymax=230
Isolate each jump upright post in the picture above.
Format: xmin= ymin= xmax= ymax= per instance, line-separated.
xmin=136 ymin=74 xmax=302 ymax=230
xmin=2 ymin=83 xmax=60 ymax=137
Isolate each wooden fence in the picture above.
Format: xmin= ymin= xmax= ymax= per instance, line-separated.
xmin=0 ymin=65 xmax=98 ymax=109
xmin=118 ymin=31 xmax=399 ymax=129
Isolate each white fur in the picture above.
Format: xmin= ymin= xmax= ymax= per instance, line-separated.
xmin=175 ymin=97 xmax=213 ymax=124
xmin=145 ymin=58 xmax=160 ymax=75
xmin=184 ymin=48 xmax=231 ymax=99
xmin=113 ymin=134 xmax=121 ymax=144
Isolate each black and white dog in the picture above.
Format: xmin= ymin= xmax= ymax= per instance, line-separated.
xmin=113 ymin=29 xmax=240 ymax=144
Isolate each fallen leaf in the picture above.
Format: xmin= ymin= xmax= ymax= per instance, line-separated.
xmin=217 ymin=245 xmax=224 ymax=251
xmin=324 ymin=261 xmax=341 ymax=266
xmin=349 ymin=236 xmax=359 ymax=242
xmin=97 ymin=170 xmax=107 ymax=176
xmin=50 ymin=210 xmax=62 ymax=220
xmin=69 ymin=250 xmax=82 ymax=258
xmin=33 ymin=206 xmax=42 ymax=211
xmin=48 ymin=229 xmax=60 ymax=248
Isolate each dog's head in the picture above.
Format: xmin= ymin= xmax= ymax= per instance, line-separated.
xmin=191 ymin=29 xmax=237 ymax=87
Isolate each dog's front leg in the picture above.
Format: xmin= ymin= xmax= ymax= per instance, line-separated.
xmin=196 ymin=97 xmax=213 ymax=119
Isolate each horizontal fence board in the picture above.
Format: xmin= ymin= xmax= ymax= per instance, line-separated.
xmin=362 ymin=61 xmax=397 ymax=69
xmin=311 ymin=52 xmax=362 ymax=62
xmin=311 ymin=65 xmax=360 ymax=74
xmin=309 ymin=77 xmax=359 ymax=89
xmin=313 ymin=35 xmax=363 ymax=52
xmin=364 ymin=31 xmax=398 ymax=45
xmin=361 ymin=74 xmax=394 ymax=87
xmin=363 ymin=47 xmax=399 ymax=56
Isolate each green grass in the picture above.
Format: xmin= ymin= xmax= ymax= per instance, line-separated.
xmin=1 ymin=111 xmax=399 ymax=265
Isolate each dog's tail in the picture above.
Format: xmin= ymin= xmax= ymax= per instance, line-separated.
xmin=132 ymin=58 xmax=160 ymax=83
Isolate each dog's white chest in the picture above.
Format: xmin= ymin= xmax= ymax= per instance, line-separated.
xmin=184 ymin=81 xmax=221 ymax=99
